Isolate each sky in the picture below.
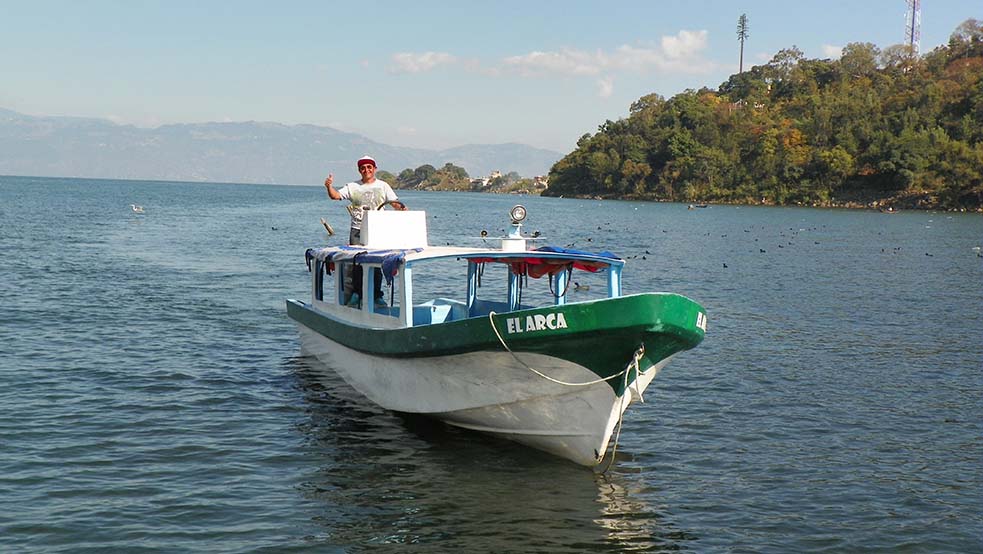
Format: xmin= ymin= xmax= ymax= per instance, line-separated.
xmin=2 ymin=1 xmax=979 ymax=153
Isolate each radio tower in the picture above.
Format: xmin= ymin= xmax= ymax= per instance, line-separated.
xmin=905 ymin=0 xmax=921 ymax=55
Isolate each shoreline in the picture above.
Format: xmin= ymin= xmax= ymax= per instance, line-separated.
xmin=538 ymin=192 xmax=983 ymax=213
xmin=4 ymin=174 xmax=980 ymax=213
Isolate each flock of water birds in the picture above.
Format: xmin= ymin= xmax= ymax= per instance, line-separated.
xmin=390 ymin=205 xmax=983 ymax=264
xmin=127 ymin=201 xmax=983 ymax=263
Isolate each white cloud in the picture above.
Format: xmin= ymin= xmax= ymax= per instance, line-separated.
xmin=661 ymin=30 xmax=707 ymax=60
xmin=597 ymin=76 xmax=614 ymax=98
xmin=821 ymin=44 xmax=844 ymax=59
xmin=500 ymin=29 xmax=713 ymax=77
xmin=387 ymin=29 xmax=714 ymax=81
xmin=388 ymin=51 xmax=457 ymax=73
xmin=396 ymin=126 xmax=417 ymax=136
xmin=503 ymin=48 xmax=606 ymax=77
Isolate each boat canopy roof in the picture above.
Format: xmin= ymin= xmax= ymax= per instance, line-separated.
xmin=305 ymin=244 xmax=624 ymax=284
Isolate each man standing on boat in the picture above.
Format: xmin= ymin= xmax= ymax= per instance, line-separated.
xmin=324 ymin=155 xmax=406 ymax=246
xmin=323 ymin=155 xmax=406 ymax=305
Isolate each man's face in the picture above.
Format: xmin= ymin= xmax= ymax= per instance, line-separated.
xmin=358 ymin=164 xmax=376 ymax=182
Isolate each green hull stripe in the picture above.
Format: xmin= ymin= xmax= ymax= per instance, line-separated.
xmin=287 ymin=293 xmax=705 ymax=395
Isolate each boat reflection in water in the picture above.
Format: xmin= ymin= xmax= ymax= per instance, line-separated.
xmin=290 ymin=356 xmax=694 ymax=552
xmin=593 ymin=473 xmax=698 ymax=550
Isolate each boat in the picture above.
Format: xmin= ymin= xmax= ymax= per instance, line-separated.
xmin=285 ymin=206 xmax=707 ymax=467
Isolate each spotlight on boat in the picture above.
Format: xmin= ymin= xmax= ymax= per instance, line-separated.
xmin=509 ymin=204 xmax=527 ymax=225
xmin=503 ymin=205 xmax=528 ymax=250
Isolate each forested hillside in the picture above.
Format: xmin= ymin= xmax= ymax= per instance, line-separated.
xmin=544 ymin=19 xmax=983 ymax=210
xmin=390 ymin=163 xmax=543 ymax=194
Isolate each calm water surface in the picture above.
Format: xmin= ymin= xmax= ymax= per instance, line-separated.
xmin=1 ymin=176 xmax=980 ymax=553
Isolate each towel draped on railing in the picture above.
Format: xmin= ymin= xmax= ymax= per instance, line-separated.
xmin=305 ymin=246 xmax=424 ymax=285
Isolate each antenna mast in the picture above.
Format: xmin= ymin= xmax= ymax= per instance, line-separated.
xmin=905 ymin=0 xmax=921 ymax=55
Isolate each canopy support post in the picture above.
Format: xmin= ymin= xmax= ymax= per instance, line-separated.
xmin=607 ymin=265 xmax=622 ymax=297
xmin=467 ymin=261 xmax=478 ymax=313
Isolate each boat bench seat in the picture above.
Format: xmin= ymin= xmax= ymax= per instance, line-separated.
xmin=413 ymin=298 xmax=468 ymax=325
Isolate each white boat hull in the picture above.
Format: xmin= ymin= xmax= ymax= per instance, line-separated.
xmin=294 ymin=322 xmax=669 ymax=466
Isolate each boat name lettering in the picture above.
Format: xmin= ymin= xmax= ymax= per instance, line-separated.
xmin=696 ymin=312 xmax=707 ymax=332
xmin=505 ymin=312 xmax=568 ymax=334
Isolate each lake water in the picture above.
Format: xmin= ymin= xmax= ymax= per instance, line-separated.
xmin=1 ymin=175 xmax=980 ymax=553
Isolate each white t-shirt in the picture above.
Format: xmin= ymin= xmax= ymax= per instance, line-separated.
xmin=336 ymin=179 xmax=399 ymax=230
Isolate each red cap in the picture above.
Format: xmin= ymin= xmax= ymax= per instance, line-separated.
xmin=356 ymin=155 xmax=377 ymax=168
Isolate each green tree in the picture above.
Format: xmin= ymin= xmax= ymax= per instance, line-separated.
xmin=396 ymin=168 xmax=415 ymax=185
xmin=545 ymin=19 xmax=983 ymax=211
xmin=395 ymin=164 xmax=436 ymax=188
xmin=812 ymin=146 xmax=855 ymax=202
xmin=839 ymin=42 xmax=880 ymax=78
xmin=377 ymin=170 xmax=398 ymax=186
xmin=949 ymin=18 xmax=983 ymax=60
xmin=414 ymin=164 xmax=436 ymax=184
xmin=737 ymin=14 xmax=749 ymax=73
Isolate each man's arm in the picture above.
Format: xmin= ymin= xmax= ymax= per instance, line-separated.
xmin=324 ymin=174 xmax=342 ymax=200
xmin=382 ymin=182 xmax=406 ymax=209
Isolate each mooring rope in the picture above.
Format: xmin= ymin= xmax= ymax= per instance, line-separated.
xmin=598 ymin=364 xmax=637 ymax=474
xmin=488 ymin=311 xmax=644 ymax=386
xmin=487 ymin=310 xmax=648 ymax=471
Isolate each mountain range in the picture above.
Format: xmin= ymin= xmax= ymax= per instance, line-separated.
xmin=0 ymin=108 xmax=563 ymax=185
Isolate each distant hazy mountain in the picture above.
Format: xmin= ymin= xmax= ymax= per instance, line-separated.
xmin=0 ymin=108 xmax=562 ymax=184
